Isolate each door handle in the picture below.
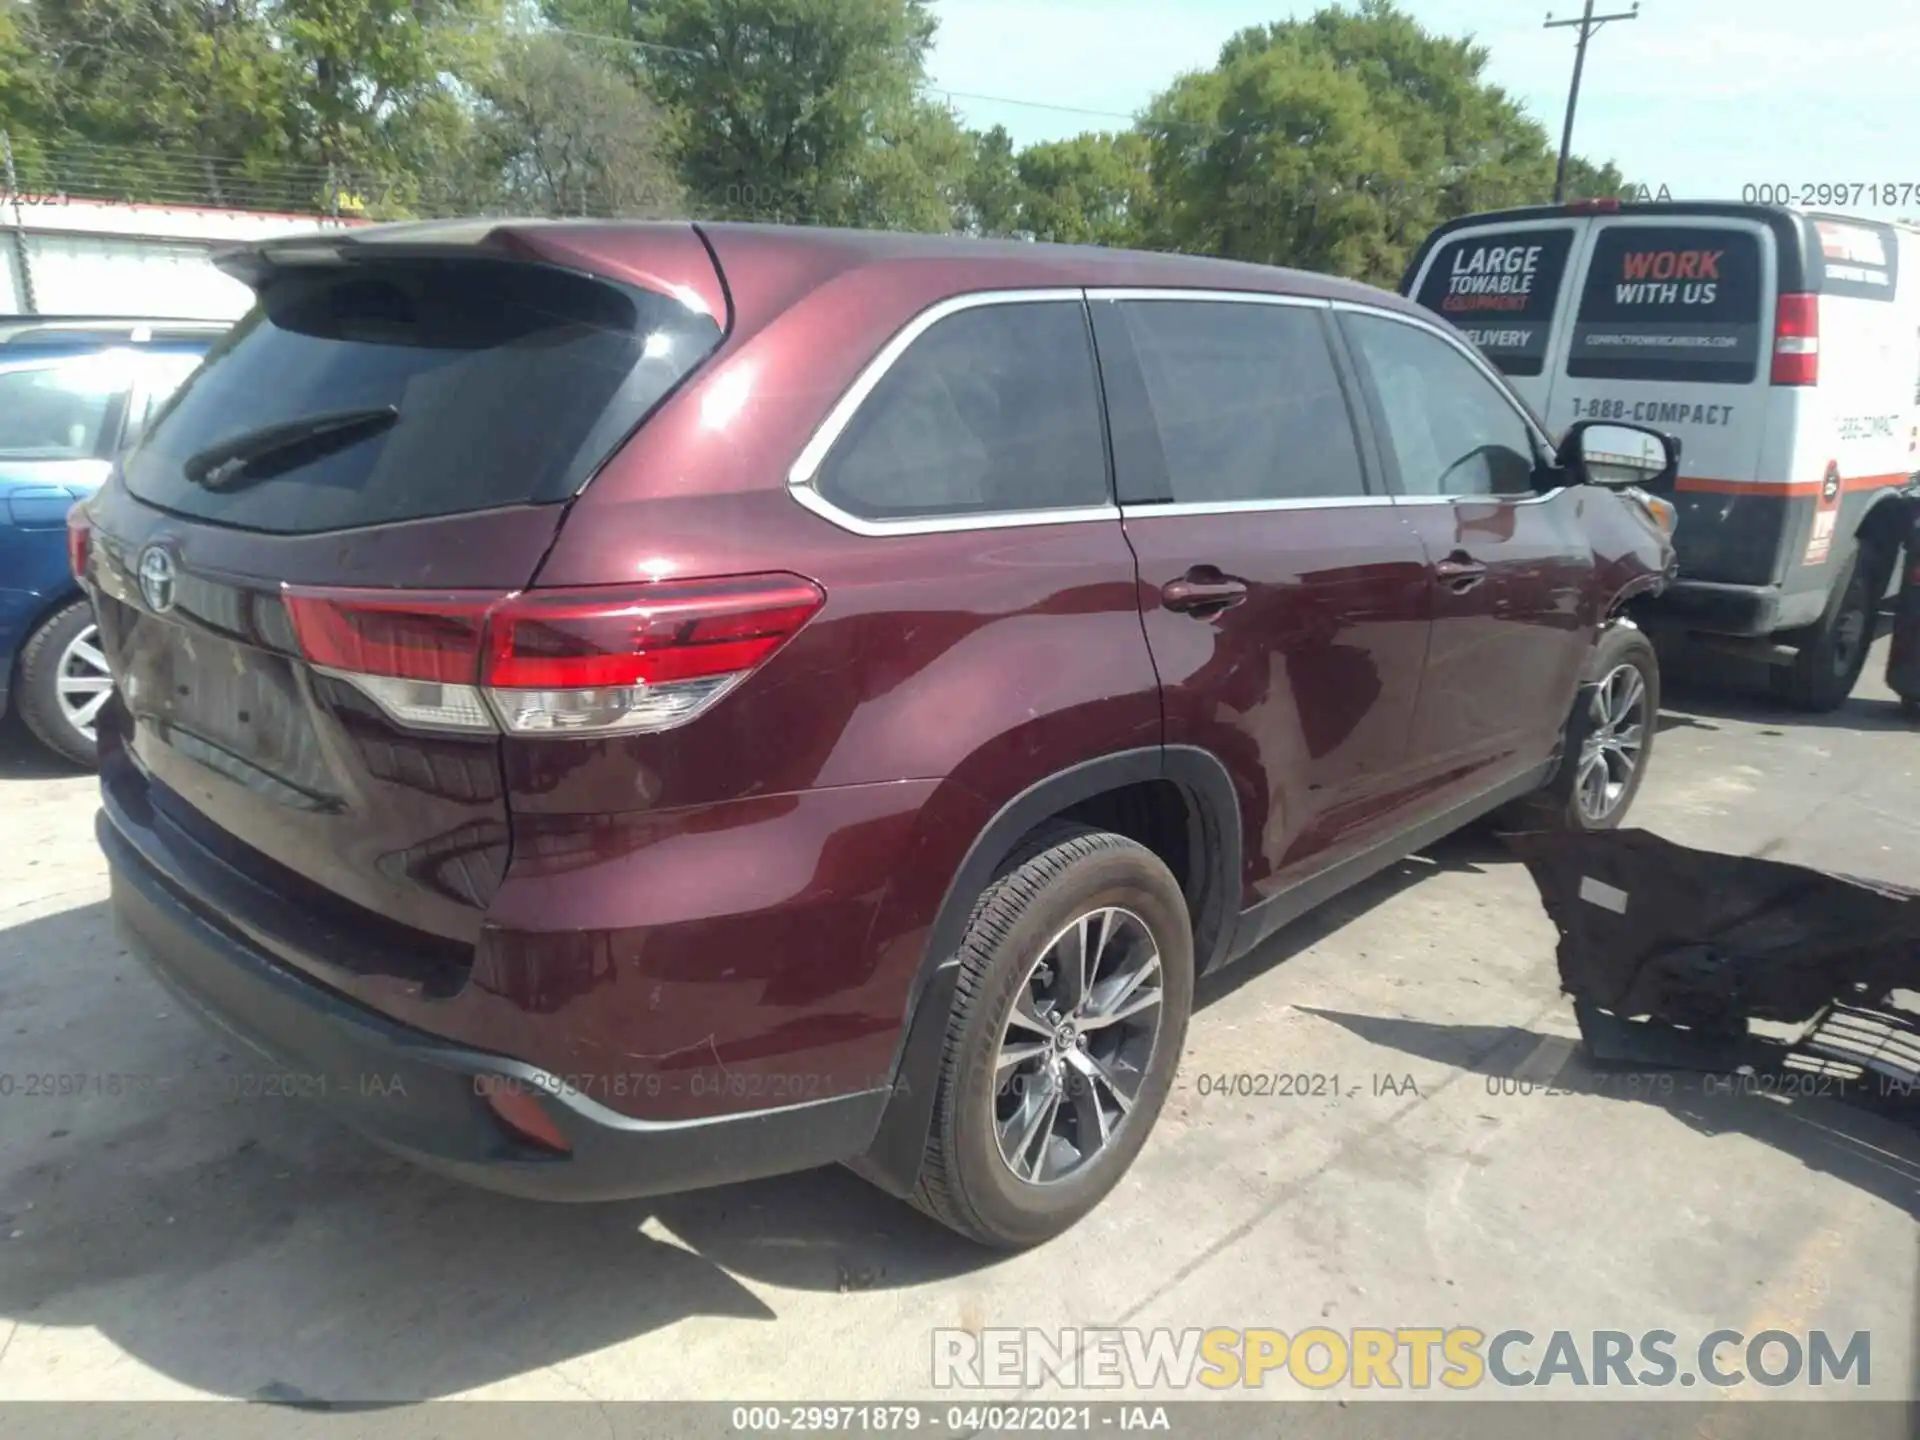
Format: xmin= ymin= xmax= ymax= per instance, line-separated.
xmin=1435 ymin=553 xmax=1488 ymax=594
xmin=1161 ymin=571 xmax=1249 ymax=615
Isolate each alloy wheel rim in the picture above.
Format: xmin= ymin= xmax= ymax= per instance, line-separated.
xmin=54 ymin=622 xmax=113 ymax=743
xmin=1575 ymin=662 xmax=1647 ymax=823
xmin=993 ymin=906 xmax=1163 ymax=1186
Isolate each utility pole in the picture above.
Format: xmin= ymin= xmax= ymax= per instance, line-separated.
xmin=0 ymin=130 xmax=36 ymax=314
xmin=1545 ymin=1 xmax=1640 ymax=203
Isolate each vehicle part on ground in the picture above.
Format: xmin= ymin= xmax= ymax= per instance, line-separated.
xmin=1508 ymin=827 xmax=1920 ymax=1099
xmin=1774 ymin=540 xmax=1882 ymax=712
xmin=16 ymin=599 xmax=104 ymax=767
xmin=911 ymin=825 xmax=1193 ymax=1248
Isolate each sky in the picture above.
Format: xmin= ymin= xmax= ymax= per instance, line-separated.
xmin=924 ymin=0 xmax=1920 ymax=218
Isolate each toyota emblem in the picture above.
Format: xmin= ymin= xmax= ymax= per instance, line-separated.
xmin=137 ymin=545 xmax=178 ymax=614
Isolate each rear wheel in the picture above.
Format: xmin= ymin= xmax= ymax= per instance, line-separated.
xmin=910 ymin=825 xmax=1193 ymax=1248
xmin=16 ymin=600 xmax=107 ymax=769
xmin=1513 ymin=622 xmax=1659 ymax=833
xmin=1774 ymin=544 xmax=1878 ymax=713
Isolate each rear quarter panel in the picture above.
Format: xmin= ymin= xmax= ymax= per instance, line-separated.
xmin=499 ymin=280 xmax=1162 ymax=1117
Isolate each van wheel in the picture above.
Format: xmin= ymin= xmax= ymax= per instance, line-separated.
xmin=16 ymin=601 xmax=107 ymax=769
xmin=1511 ymin=622 xmax=1659 ymax=833
xmin=1774 ymin=544 xmax=1877 ymax=713
xmin=910 ymin=824 xmax=1193 ymax=1249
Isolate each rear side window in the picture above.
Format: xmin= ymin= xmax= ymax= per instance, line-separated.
xmin=123 ymin=259 xmax=721 ymax=534
xmin=0 ymin=355 xmax=129 ymax=460
xmin=815 ymin=300 xmax=1109 ymax=522
xmin=1110 ymin=299 xmax=1367 ymax=504
xmin=1412 ymin=228 xmax=1573 ymax=377
xmin=1567 ymin=225 xmax=1763 ymax=384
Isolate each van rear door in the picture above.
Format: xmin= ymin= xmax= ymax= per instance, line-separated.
xmin=1547 ymin=217 xmax=1775 ymax=583
xmin=1404 ymin=219 xmax=1584 ymax=415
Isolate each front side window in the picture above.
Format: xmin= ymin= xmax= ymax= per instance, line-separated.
xmin=1112 ymin=299 xmax=1368 ymax=505
xmin=1343 ymin=312 xmax=1540 ymax=499
xmin=814 ymin=300 xmax=1109 ymax=522
xmin=0 ymin=356 xmax=128 ymax=460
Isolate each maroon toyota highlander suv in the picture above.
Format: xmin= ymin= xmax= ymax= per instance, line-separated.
xmin=73 ymin=220 xmax=1677 ymax=1247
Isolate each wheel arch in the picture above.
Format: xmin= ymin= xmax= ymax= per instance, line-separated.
xmin=1855 ymin=491 xmax=1915 ymax=597
xmin=851 ymin=745 xmax=1240 ymax=1198
xmin=2 ymin=582 xmax=89 ymax=720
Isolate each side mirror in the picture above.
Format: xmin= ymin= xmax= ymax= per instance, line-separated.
xmin=1556 ymin=420 xmax=1680 ymax=492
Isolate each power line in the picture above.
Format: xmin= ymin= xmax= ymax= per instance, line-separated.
xmin=1544 ymin=1 xmax=1639 ymax=203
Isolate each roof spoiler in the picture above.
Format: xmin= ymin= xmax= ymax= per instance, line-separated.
xmin=211 ymin=219 xmax=551 ymax=287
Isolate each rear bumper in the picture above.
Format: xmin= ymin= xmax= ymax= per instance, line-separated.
xmin=1640 ymin=579 xmax=1825 ymax=638
xmin=100 ymin=806 xmax=888 ymax=1202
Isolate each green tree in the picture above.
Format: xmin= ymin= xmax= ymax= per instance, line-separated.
xmin=273 ymin=0 xmax=502 ymax=204
xmin=1137 ymin=0 xmax=1625 ymax=284
xmin=548 ymin=0 xmax=944 ymax=225
xmin=456 ymin=30 xmax=682 ymax=217
xmin=1017 ymin=130 xmax=1151 ymax=247
xmin=0 ymin=0 xmax=299 ymax=203
xmin=960 ymin=123 xmax=1023 ymax=236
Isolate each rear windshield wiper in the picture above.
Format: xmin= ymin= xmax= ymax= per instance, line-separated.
xmin=183 ymin=406 xmax=399 ymax=491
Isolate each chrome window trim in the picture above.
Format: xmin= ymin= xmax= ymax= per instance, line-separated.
xmin=1330 ymin=299 xmax=1569 ymax=505
xmin=1119 ymin=495 xmax=1397 ymax=520
xmin=788 ymin=482 xmax=1119 ymax=538
xmin=1084 ymin=287 xmax=1332 ymax=308
xmin=786 ymin=285 xmax=1362 ymax=537
xmin=785 ymin=287 xmax=1106 ymax=537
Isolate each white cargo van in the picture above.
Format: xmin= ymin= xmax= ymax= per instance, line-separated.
xmin=1402 ymin=201 xmax=1919 ymax=710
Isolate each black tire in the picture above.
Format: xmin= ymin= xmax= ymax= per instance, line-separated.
xmin=1774 ymin=543 xmax=1878 ymax=713
xmin=1512 ymin=621 xmax=1660 ymax=833
xmin=910 ymin=824 xmax=1193 ymax=1249
xmin=16 ymin=600 xmax=102 ymax=769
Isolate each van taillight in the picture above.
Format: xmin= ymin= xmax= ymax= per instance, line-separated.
xmin=283 ymin=575 xmax=825 ymax=736
xmin=1771 ymin=293 xmax=1820 ymax=385
xmin=1566 ymin=198 xmax=1621 ymax=214
xmin=67 ymin=506 xmax=92 ymax=581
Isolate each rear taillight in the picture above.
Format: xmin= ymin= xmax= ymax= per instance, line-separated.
xmin=67 ymin=506 xmax=91 ymax=582
xmin=1771 ymin=293 xmax=1820 ymax=385
xmin=283 ymin=575 xmax=824 ymax=737
xmin=1566 ymin=197 xmax=1621 ymax=214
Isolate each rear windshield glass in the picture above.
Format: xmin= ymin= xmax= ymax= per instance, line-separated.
xmin=1412 ymin=228 xmax=1573 ymax=377
xmin=123 ymin=259 xmax=721 ymax=534
xmin=1567 ymin=225 xmax=1762 ymax=385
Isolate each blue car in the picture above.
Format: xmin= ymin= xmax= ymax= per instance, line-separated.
xmin=1 ymin=339 xmax=213 ymax=765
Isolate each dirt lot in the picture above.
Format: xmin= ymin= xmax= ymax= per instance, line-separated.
xmin=0 ymin=641 xmax=1914 ymax=1413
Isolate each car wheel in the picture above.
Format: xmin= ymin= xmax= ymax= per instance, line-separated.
xmin=910 ymin=824 xmax=1193 ymax=1248
xmin=1774 ymin=544 xmax=1878 ymax=713
xmin=16 ymin=600 xmax=108 ymax=769
xmin=1516 ymin=622 xmax=1659 ymax=833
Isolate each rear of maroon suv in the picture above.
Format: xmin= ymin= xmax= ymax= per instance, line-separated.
xmin=75 ymin=221 xmax=949 ymax=1199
